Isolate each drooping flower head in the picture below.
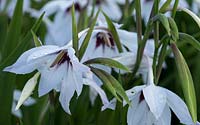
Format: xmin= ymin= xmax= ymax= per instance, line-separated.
xmin=104 ymin=55 xmax=195 ymax=125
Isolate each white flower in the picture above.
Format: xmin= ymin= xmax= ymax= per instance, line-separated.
xmin=75 ymin=22 xmax=155 ymax=62
xmin=4 ymin=45 xmax=109 ymax=114
xmin=88 ymin=0 xmax=124 ymax=21
xmin=104 ymin=56 xmax=195 ymax=125
xmin=12 ymin=90 xmax=36 ymax=118
xmin=0 ymin=0 xmax=40 ymax=17
xmin=68 ymin=21 xmax=154 ymax=104
xmin=30 ymin=0 xmax=88 ymax=46
xmin=132 ymin=0 xmax=189 ymax=23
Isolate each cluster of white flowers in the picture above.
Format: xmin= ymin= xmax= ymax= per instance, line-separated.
xmin=2 ymin=0 xmax=200 ymax=124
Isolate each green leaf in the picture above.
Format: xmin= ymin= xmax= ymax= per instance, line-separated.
xmin=102 ymin=11 xmax=123 ymax=53
xmin=0 ymin=12 xmax=45 ymax=69
xmin=15 ymin=72 xmax=40 ymax=110
xmin=79 ymin=9 xmax=100 ymax=60
xmin=168 ymin=17 xmax=179 ymax=41
xmin=159 ymin=0 xmax=172 ymax=13
xmin=31 ymin=30 xmax=42 ymax=47
xmin=153 ymin=14 xmax=170 ymax=35
xmin=178 ymin=33 xmax=200 ymax=51
xmin=171 ymin=43 xmax=197 ymax=122
xmin=2 ymin=0 xmax=23 ymax=58
xmin=0 ymin=14 xmax=8 ymax=53
xmin=181 ymin=8 xmax=200 ymax=29
xmin=72 ymin=3 xmax=79 ymax=56
xmin=91 ymin=67 xmax=131 ymax=105
xmin=84 ymin=57 xmax=130 ymax=72
xmin=0 ymin=0 xmax=23 ymax=124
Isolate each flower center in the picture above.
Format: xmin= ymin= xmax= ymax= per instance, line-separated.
xmin=66 ymin=3 xmax=81 ymax=13
xmin=50 ymin=51 xmax=72 ymax=68
xmin=95 ymin=32 xmax=115 ymax=50
xmin=145 ymin=0 xmax=153 ymax=2
xmin=139 ymin=92 xmax=145 ymax=103
xmin=96 ymin=0 xmax=105 ymax=5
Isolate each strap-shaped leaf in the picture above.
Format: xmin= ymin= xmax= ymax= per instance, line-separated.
xmin=79 ymin=9 xmax=100 ymax=60
xmin=91 ymin=67 xmax=131 ymax=105
xmin=84 ymin=57 xmax=130 ymax=72
xmin=178 ymin=33 xmax=200 ymax=51
xmin=0 ymin=1 xmax=23 ymax=124
xmin=0 ymin=12 xmax=45 ymax=69
xmin=72 ymin=3 xmax=79 ymax=56
xmin=15 ymin=72 xmax=40 ymax=110
xmin=171 ymin=43 xmax=197 ymax=122
xmin=2 ymin=0 xmax=23 ymax=58
xmin=102 ymin=11 xmax=123 ymax=53
xmin=181 ymin=8 xmax=200 ymax=29
xmin=31 ymin=30 xmax=42 ymax=47
xmin=0 ymin=14 xmax=8 ymax=52
xmin=153 ymin=14 xmax=170 ymax=35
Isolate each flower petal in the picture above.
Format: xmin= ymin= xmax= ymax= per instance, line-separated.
xmin=12 ymin=102 xmax=22 ymax=118
xmin=59 ymin=67 xmax=75 ymax=114
xmin=143 ymin=84 xmax=167 ymax=119
xmin=83 ymin=77 xmax=109 ymax=107
xmin=38 ymin=62 xmax=67 ymax=97
xmin=127 ymin=93 xmax=150 ymax=125
xmin=3 ymin=45 xmax=60 ymax=74
xmin=101 ymin=98 xmax=117 ymax=111
xmin=155 ymin=105 xmax=171 ymax=125
xmin=163 ymin=87 xmax=194 ymax=125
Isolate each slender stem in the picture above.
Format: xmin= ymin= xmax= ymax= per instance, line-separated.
xmin=171 ymin=0 xmax=179 ymax=18
xmin=135 ymin=0 xmax=142 ymax=43
xmin=152 ymin=0 xmax=160 ymax=83
xmin=133 ymin=20 xmax=153 ymax=75
xmin=49 ymin=91 xmax=55 ymax=125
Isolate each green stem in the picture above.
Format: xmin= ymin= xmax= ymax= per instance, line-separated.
xmin=133 ymin=20 xmax=153 ymax=75
xmin=49 ymin=91 xmax=55 ymax=125
xmin=171 ymin=0 xmax=179 ymax=18
xmin=135 ymin=0 xmax=142 ymax=43
xmin=152 ymin=0 xmax=160 ymax=83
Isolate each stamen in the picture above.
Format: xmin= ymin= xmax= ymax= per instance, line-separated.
xmin=139 ymin=92 xmax=145 ymax=103
xmin=50 ymin=50 xmax=71 ymax=68
xmin=95 ymin=32 xmax=115 ymax=50
xmin=66 ymin=3 xmax=81 ymax=12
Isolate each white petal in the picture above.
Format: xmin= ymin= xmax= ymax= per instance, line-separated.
xmin=143 ymin=84 xmax=167 ymax=119
xmin=117 ymin=30 xmax=138 ymax=53
xmin=155 ymin=105 xmax=171 ymax=125
xmin=59 ymin=68 xmax=75 ymax=114
xmin=101 ymin=98 xmax=117 ymax=111
xmin=124 ymin=85 xmax=146 ymax=105
xmin=15 ymin=72 xmax=39 ymax=110
xmin=102 ymin=0 xmax=122 ymax=20
xmin=22 ymin=97 xmax=36 ymax=106
xmin=127 ymin=93 xmax=150 ymax=125
xmin=13 ymin=90 xmax=22 ymax=101
xmin=39 ymin=1 xmax=73 ymax=16
xmin=89 ymin=87 xmax=98 ymax=105
xmin=3 ymin=45 xmax=59 ymax=74
xmin=12 ymin=102 xmax=22 ymax=118
xmin=69 ymin=66 xmax=84 ymax=96
xmin=196 ymin=121 xmax=200 ymax=125
xmin=163 ymin=87 xmax=194 ymax=125
xmin=27 ymin=45 xmax=60 ymax=62
xmin=38 ymin=62 xmax=66 ymax=97
xmin=83 ymin=78 xmax=109 ymax=106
